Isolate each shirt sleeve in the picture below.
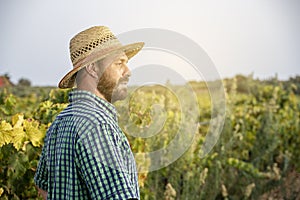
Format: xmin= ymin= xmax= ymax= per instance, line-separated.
xmin=34 ymin=136 xmax=49 ymax=191
xmin=76 ymin=123 xmax=139 ymax=200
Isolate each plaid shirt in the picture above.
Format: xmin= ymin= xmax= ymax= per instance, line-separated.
xmin=34 ymin=90 xmax=140 ymax=200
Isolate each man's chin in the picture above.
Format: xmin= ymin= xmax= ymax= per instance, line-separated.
xmin=111 ymin=88 xmax=128 ymax=103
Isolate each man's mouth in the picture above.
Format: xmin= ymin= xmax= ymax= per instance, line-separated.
xmin=118 ymin=81 xmax=128 ymax=87
xmin=119 ymin=77 xmax=129 ymax=85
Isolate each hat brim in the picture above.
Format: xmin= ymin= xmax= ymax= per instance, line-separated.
xmin=58 ymin=42 xmax=144 ymax=89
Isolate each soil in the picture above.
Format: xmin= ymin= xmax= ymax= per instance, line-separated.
xmin=258 ymin=169 xmax=300 ymax=200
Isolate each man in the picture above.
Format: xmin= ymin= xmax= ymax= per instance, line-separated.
xmin=34 ymin=26 xmax=144 ymax=199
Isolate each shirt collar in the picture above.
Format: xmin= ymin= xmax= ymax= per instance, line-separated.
xmin=68 ymin=89 xmax=117 ymax=121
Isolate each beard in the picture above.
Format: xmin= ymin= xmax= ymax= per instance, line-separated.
xmin=97 ymin=71 xmax=129 ymax=103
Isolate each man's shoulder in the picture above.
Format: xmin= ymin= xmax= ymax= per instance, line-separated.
xmin=58 ymin=102 xmax=112 ymax=124
xmin=46 ymin=108 xmax=109 ymax=142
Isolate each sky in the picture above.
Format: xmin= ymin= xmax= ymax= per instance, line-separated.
xmin=0 ymin=0 xmax=299 ymax=86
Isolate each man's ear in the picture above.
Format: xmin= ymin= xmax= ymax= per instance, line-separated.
xmin=85 ymin=63 xmax=99 ymax=79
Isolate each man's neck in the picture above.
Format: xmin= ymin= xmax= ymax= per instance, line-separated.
xmin=77 ymin=85 xmax=109 ymax=102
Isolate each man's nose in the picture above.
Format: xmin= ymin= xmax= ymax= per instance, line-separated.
xmin=123 ymin=64 xmax=131 ymax=78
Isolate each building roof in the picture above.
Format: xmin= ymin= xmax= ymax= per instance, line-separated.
xmin=0 ymin=76 xmax=14 ymax=87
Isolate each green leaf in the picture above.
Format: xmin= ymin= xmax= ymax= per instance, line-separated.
xmin=0 ymin=120 xmax=13 ymax=147
xmin=12 ymin=114 xmax=24 ymax=128
xmin=0 ymin=94 xmax=17 ymax=115
xmin=23 ymin=120 xmax=45 ymax=147
xmin=11 ymin=127 xmax=26 ymax=151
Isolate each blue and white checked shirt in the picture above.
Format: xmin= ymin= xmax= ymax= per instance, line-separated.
xmin=34 ymin=90 xmax=140 ymax=199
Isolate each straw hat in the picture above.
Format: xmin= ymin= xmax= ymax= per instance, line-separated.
xmin=58 ymin=26 xmax=144 ymax=88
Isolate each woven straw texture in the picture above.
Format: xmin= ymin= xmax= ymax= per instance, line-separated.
xmin=58 ymin=26 xmax=144 ymax=88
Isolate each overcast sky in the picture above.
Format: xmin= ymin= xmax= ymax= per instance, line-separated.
xmin=0 ymin=0 xmax=299 ymax=86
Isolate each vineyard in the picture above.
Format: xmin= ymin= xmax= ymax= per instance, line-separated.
xmin=0 ymin=75 xmax=300 ymax=199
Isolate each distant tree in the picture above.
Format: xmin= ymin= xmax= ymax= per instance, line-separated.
xmin=18 ymin=78 xmax=31 ymax=87
xmin=4 ymin=73 xmax=10 ymax=80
